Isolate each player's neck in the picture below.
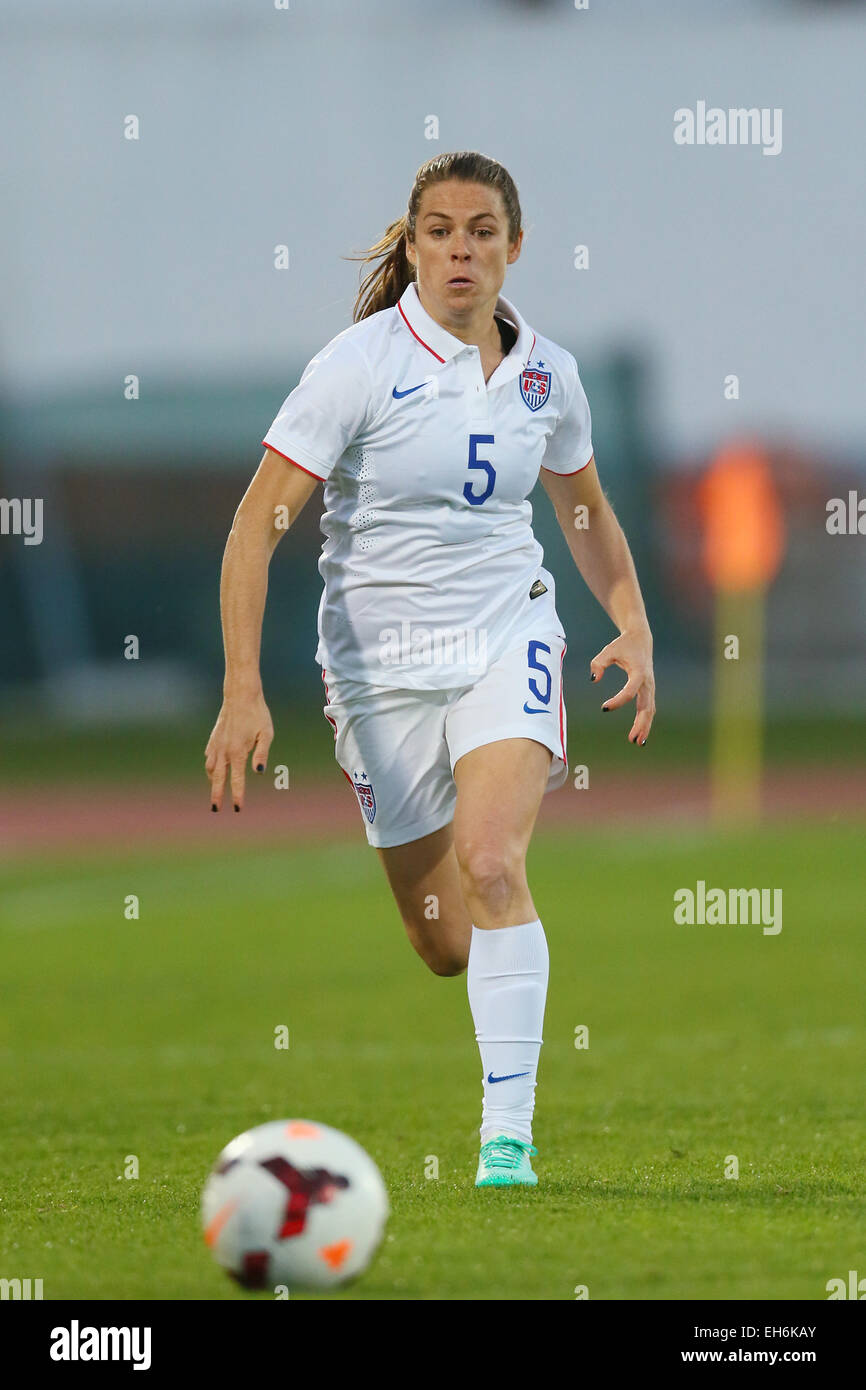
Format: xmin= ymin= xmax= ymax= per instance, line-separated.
xmin=416 ymin=286 xmax=502 ymax=354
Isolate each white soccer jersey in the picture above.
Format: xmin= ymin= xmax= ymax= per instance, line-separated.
xmin=262 ymin=281 xmax=594 ymax=690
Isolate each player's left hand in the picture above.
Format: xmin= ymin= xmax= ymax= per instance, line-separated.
xmin=589 ymin=628 xmax=655 ymax=745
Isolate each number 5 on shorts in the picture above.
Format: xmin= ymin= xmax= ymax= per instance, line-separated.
xmin=525 ymin=640 xmax=552 ymax=711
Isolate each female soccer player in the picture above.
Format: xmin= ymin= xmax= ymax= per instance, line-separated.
xmin=206 ymin=152 xmax=655 ymax=1188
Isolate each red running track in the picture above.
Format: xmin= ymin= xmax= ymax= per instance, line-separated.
xmin=0 ymin=768 xmax=863 ymax=857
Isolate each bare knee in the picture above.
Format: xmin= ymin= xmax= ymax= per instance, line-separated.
xmin=399 ymin=914 xmax=469 ymax=977
xmin=427 ymin=954 xmax=467 ymax=978
xmin=456 ymin=843 xmax=524 ymax=915
xmin=414 ymin=935 xmax=468 ymax=977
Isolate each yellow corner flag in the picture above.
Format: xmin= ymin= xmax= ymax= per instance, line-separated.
xmin=698 ymin=443 xmax=785 ymax=824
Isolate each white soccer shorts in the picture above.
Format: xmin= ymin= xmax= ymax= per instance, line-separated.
xmin=321 ymin=632 xmax=569 ymax=849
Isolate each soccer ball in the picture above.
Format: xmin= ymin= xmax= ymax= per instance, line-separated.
xmin=201 ymin=1119 xmax=389 ymax=1291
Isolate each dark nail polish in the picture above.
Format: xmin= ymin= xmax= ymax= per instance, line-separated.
xmin=590 ymin=673 xmax=597 ymax=682
xmin=211 ymin=804 xmax=218 ymax=812
xmin=602 ymin=705 xmax=610 ymax=712
xmin=234 ymin=804 xmax=240 ymax=812
xmin=256 ymin=764 xmax=264 ymax=773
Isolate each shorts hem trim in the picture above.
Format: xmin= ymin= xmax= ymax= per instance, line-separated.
xmin=361 ymin=805 xmax=456 ymax=850
xmin=448 ymin=727 xmax=567 ymax=785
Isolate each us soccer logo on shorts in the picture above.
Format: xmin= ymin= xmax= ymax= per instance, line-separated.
xmin=352 ymin=772 xmax=377 ymax=823
xmin=519 ymin=366 xmax=551 ymax=412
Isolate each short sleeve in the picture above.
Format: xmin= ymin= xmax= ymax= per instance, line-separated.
xmin=262 ymin=333 xmax=372 ymax=482
xmin=540 ymin=353 xmax=594 ymax=476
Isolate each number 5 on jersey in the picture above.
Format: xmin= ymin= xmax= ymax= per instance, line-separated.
xmin=463 ymin=434 xmax=496 ymax=506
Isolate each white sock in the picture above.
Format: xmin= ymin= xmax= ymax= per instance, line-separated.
xmin=466 ymin=919 xmax=549 ymax=1147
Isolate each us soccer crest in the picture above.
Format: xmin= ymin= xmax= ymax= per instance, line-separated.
xmin=352 ymin=771 xmax=376 ymax=823
xmin=519 ymin=365 xmax=551 ymax=412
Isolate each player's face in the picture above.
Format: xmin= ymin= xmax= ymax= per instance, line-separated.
xmin=406 ymin=181 xmax=522 ymax=322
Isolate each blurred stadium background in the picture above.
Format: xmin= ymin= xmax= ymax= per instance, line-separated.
xmin=1 ymin=0 xmax=865 ymax=1302
xmin=2 ymin=1 xmax=865 ymax=782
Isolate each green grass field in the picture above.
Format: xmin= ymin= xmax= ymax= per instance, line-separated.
xmin=1 ymin=820 xmax=863 ymax=1301
xmin=2 ymin=711 xmax=866 ymax=784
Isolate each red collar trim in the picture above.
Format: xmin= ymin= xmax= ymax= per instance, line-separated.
xmin=396 ymin=299 xmax=446 ymax=363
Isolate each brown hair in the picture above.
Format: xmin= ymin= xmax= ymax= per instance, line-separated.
xmin=349 ymin=152 xmax=522 ymax=323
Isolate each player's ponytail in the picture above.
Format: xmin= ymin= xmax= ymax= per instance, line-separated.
xmin=349 ymin=151 xmax=522 ymax=323
xmin=351 ymin=216 xmax=414 ymax=323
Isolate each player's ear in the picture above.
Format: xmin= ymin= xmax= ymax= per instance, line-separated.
xmin=507 ymin=229 xmax=523 ymax=265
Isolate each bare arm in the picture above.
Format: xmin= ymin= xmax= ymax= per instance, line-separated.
xmin=540 ymin=458 xmax=656 ymax=744
xmin=205 ymin=449 xmax=321 ymax=809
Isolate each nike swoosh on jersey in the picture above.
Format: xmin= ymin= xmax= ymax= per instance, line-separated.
xmin=487 ymin=1070 xmax=531 ymax=1084
xmin=392 ymin=382 xmax=428 ymax=398
xmin=523 ymin=703 xmax=548 ymax=714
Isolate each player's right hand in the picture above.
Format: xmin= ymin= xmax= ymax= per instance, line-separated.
xmin=205 ymin=693 xmax=274 ymax=812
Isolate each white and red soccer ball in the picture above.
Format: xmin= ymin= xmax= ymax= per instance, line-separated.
xmin=202 ymin=1119 xmax=389 ymax=1291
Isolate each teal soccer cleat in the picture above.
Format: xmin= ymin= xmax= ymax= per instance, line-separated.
xmin=475 ymin=1134 xmax=539 ymax=1187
